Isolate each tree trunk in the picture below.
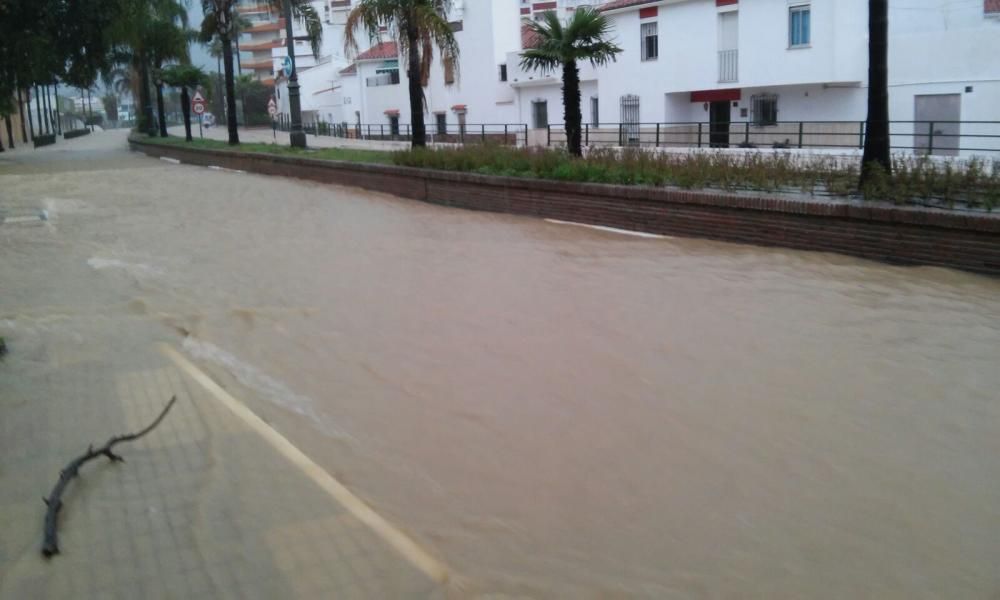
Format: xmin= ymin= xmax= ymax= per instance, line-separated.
xmin=35 ymin=86 xmax=43 ymax=137
xmin=17 ymin=87 xmax=28 ymax=143
xmin=156 ymin=82 xmax=168 ymax=137
xmin=139 ymin=61 xmax=155 ymax=136
xmin=42 ymin=85 xmax=51 ymax=135
xmin=406 ymin=24 xmax=426 ymax=148
xmin=861 ymin=0 xmax=891 ymax=183
xmin=562 ymin=60 xmax=582 ymax=157
xmin=181 ymin=86 xmax=193 ymax=142
xmin=221 ymin=33 xmax=240 ymax=145
xmin=5 ymin=114 xmax=13 ymax=149
xmin=53 ymin=82 xmax=61 ymax=135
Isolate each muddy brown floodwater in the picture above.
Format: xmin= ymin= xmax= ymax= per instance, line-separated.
xmin=3 ymin=132 xmax=1000 ymax=598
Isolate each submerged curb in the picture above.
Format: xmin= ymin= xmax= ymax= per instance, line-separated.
xmin=130 ymin=137 xmax=1000 ymax=276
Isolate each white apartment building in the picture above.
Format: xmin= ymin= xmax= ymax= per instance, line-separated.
xmin=277 ymin=0 xmax=1000 ymax=154
xmin=276 ymin=0 xmax=523 ymax=135
xmin=524 ymin=0 xmax=1000 ymax=154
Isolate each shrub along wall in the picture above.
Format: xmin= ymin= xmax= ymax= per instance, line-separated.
xmin=63 ymin=128 xmax=91 ymax=140
xmin=130 ymin=138 xmax=1000 ymax=276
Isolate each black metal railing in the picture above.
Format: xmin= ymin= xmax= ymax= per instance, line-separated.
xmin=273 ymin=116 xmax=529 ymax=146
xmin=546 ymin=120 xmax=1000 ymax=155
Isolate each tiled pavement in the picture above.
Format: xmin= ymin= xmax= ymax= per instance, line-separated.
xmin=0 ymin=339 xmax=448 ymax=599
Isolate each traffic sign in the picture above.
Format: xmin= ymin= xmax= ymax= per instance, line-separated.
xmin=281 ymin=56 xmax=293 ymax=78
xmin=267 ymin=98 xmax=278 ymax=117
xmin=191 ymin=91 xmax=207 ymax=115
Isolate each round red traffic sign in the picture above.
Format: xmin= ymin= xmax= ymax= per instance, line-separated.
xmin=193 ymin=102 xmax=206 ymax=115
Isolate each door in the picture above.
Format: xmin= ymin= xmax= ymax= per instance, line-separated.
xmin=532 ymin=101 xmax=548 ymax=129
xmin=620 ymin=94 xmax=640 ymax=146
xmin=718 ymin=11 xmax=739 ymax=82
xmin=709 ymin=100 xmax=731 ymax=147
xmin=389 ymin=115 xmax=400 ymax=137
xmin=914 ymin=94 xmax=961 ymax=156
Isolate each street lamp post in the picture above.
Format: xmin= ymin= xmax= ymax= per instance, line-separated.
xmin=282 ymin=1 xmax=306 ymax=148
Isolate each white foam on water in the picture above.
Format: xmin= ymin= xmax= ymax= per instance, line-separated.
xmin=181 ymin=336 xmax=350 ymax=440
xmin=87 ymin=257 xmax=163 ymax=277
xmin=545 ymin=218 xmax=670 ymax=239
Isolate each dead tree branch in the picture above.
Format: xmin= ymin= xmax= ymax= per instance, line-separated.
xmin=42 ymin=396 xmax=177 ymax=558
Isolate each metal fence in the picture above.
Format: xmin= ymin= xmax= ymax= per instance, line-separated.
xmin=546 ymin=120 xmax=1000 ymax=156
xmin=274 ymin=117 xmax=529 ymax=146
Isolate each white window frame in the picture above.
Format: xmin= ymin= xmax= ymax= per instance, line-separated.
xmin=788 ymin=4 xmax=811 ymax=48
xmin=641 ymin=22 xmax=658 ymax=61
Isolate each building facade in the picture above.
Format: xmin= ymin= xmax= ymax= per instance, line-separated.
xmin=276 ymin=0 xmax=1000 ymax=154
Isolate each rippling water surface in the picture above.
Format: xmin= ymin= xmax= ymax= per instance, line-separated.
xmin=3 ymin=132 xmax=999 ymax=598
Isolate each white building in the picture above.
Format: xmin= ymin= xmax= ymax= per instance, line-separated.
xmin=277 ymin=0 xmax=524 ymax=137
xmin=529 ymin=0 xmax=1000 ymax=154
xmin=279 ymin=0 xmax=1000 ymax=155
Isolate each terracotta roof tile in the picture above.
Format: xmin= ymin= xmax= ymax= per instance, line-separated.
xmin=521 ymin=23 xmax=542 ymax=49
xmin=355 ymin=41 xmax=398 ymax=61
xmin=597 ymin=0 xmax=659 ymax=12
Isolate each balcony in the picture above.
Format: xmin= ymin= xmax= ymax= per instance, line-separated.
xmin=718 ymin=49 xmax=738 ymax=83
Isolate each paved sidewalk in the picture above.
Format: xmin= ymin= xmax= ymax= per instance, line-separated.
xmin=0 ymin=333 xmax=447 ymax=599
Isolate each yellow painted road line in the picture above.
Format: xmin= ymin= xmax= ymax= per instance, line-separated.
xmin=159 ymin=342 xmax=450 ymax=585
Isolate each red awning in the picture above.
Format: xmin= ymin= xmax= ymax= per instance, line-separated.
xmin=384 ymin=109 xmax=400 ymax=116
xmin=690 ymin=88 xmax=742 ymax=103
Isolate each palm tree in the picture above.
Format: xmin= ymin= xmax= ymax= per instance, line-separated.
xmin=520 ymin=9 xmax=621 ymax=157
xmin=861 ymin=0 xmax=891 ymax=183
xmin=108 ymin=0 xmax=190 ymax=136
xmin=149 ymin=14 xmax=194 ymax=137
xmin=162 ymin=64 xmax=209 ymax=141
xmin=202 ymin=1 xmax=321 ymax=145
xmin=345 ymin=0 xmax=459 ymax=148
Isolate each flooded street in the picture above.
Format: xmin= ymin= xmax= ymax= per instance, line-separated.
xmin=3 ymin=131 xmax=1000 ymax=598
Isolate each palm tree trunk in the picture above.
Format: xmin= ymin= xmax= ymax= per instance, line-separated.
xmin=861 ymin=0 xmax=891 ymax=182
xmin=221 ymin=33 xmax=240 ymax=145
xmin=181 ymin=86 xmax=193 ymax=142
xmin=17 ymin=87 xmax=28 ymax=143
xmin=562 ymin=60 xmax=582 ymax=157
xmin=156 ymin=82 xmax=168 ymax=137
xmin=139 ymin=61 xmax=155 ymax=136
xmin=5 ymin=114 xmax=13 ymax=149
xmin=406 ymin=24 xmax=426 ymax=148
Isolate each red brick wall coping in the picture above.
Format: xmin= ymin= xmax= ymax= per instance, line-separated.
xmin=130 ymin=138 xmax=1000 ymax=276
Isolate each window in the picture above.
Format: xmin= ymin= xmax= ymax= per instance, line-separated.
xmin=532 ymin=100 xmax=548 ymax=129
xmin=444 ymin=57 xmax=455 ymax=85
xmin=641 ymin=22 xmax=658 ymax=61
xmin=499 ymin=64 xmax=508 ymax=82
xmin=751 ymin=94 xmax=778 ymax=126
xmin=457 ymin=112 xmax=467 ymax=136
xmin=986 ymin=0 xmax=1000 ymax=16
xmin=789 ymin=5 xmax=811 ymax=47
xmin=435 ymin=113 xmax=447 ymax=135
xmin=591 ymin=96 xmax=599 ymax=127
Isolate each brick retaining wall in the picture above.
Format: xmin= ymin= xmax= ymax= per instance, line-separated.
xmin=130 ymin=138 xmax=1000 ymax=276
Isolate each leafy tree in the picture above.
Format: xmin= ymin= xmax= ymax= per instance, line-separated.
xmin=162 ymin=64 xmax=210 ymax=141
xmin=520 ymin=9 xmax=621 ymax=157
xmin=108 ymin=0 xmax=190 ymax=136
xmin=346 ymin=0 xmax=459 ymax=148
xmin=102 ymin=93 xmax=120 ymax=123
xmin=861 ymin=0 xmax=891 ymax=183
xmin=236 ymin=74 xmax=273 ymax=127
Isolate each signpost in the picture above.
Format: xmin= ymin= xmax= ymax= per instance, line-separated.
xmin=191 ymin=91 xmax=207 ymax=139
xmin=268 ymin=97 xmax=278 ymax=139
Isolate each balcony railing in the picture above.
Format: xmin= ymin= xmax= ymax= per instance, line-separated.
xmin=718 ymin=49 xmax=738 ymax=83
xmin=365 ymin=71 xmax=400 ymax=87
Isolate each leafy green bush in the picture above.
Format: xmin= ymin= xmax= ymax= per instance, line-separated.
xmin=392 ymin=145 xmax=998 ymax=209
